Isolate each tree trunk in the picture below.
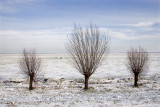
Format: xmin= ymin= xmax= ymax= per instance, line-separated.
xmin=84 ymin=75 xmax=89 ymax=90
xmin=29 ymin=75 xmax=33 ymax=90
xmin=134 ymin=73 xmax=139 ymax=87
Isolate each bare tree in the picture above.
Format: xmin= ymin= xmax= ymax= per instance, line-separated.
xmin=126 ymin=47 xmax=149 ymax=87
xmin=19 ymin=49 xmax=41 ymax=90
xmin=66 ymin=23 xmax=109 ymax=90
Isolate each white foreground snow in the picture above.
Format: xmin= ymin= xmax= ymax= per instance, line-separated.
xmin=0 ymin=53 xmax=160 ymax=107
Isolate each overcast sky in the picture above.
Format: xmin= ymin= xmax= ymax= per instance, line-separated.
xmin=0 ymin=0 xmax=160 ymax=53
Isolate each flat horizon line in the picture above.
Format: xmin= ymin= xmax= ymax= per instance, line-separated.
xmin=0 ymin=52 xmax=160 ymax=54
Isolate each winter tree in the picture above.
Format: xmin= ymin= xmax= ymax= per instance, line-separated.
xmin=126 ymin=47 xmax=149 ymax=87
xmin=19 ymin=49 xmax=42 ymax=90
xmin=66 ymin=23 xmax=109 ymax=89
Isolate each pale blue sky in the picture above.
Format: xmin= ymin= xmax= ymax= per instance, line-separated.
xmin=0 ymin=0 xmax=160 ymax=53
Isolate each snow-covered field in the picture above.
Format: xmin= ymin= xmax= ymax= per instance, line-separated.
xmin=0 ymin=53 xmax=160 ymax=107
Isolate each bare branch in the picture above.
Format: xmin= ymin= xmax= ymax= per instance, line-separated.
xmin=66 ymin=23 xmax=109 ymax=89
xmin=126 ymin=46 xmax=149 ymax=87
xmin=18 ymin=48 xmax=42 ymax=90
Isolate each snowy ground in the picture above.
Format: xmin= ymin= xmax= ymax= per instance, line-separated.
xmin=0 ymin=53 xmax=160 ymax=107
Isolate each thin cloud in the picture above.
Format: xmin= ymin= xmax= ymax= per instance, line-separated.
xmin=0 ymin=0 xmax=36 ymax=13
xmin=111 ymin=30 xmax=160 ymax=40
xmin=0 ymin=28 xmax=71 ymax=39
xmin=100 ymin=27 xmax=160 ymax=40
xmin=121 ymin=20 xmax=160 ymax=27
xmin=0 ymin=28 xmax=71 ymax=53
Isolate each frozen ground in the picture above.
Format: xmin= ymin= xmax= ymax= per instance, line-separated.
xmin=0 ymin=53 xmax=160 ymax=107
